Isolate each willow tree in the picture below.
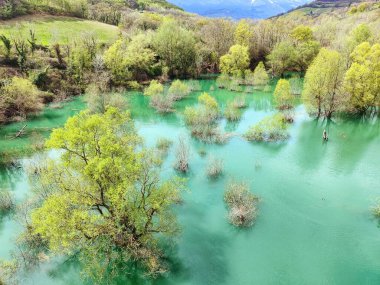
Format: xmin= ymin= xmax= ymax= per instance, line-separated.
xmin=302 ymin=48 xmax=346 ymax=119
xmin=252 ymin=62 xmax=269 ymax=89
xmin=220 ymin=44 xmax=250 ymax=77
xmin=274 ymin=79 xmax=294 ymax=110
xmin=30 ymin=108 xmax=185 ymax=282
xmin=344 ymin=42 xmax=380 ymax=115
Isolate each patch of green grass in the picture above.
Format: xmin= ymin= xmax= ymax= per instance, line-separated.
xmin=0 ymin=15 xmax=120 ymax=46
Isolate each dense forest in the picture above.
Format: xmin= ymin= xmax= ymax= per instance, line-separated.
xmin=0 ymin=0 xmax=379 ymax=284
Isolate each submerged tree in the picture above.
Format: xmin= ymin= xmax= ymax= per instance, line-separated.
xmin=302 ymin=48 xmax=346 ymax=119
xmin=344 ymin=42 xmax=380 ymax=115
xmin=273 ymin=79 xmax=294 ymax=110
xmin=144 ymin=80 xmax=164 ymax=97
xmin=252 ymin=61 xmax=269 ymax=89
xmin=29 ymin=108 xmax=185 ymax=282
xmin=168 ymin=80 xmax=190 ymax=101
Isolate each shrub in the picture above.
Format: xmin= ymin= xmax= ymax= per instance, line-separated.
xmin=228 ymin=78 xmax=243 ymax=92
xmin=232 ymin=95 xmax=247 ymax=109
xmin=0 ymin=77 xmax=43 ymax=122
xmin=245 ymin=113 xmax=289 ymax=142
xmin=156 ymin=137 xmax=173 ymax=159
xmin=184 ymin=106 xmax=220 ymax=141
xmin=216 ymin=74 xmax=231 ymax=89
xmin=187 ymin=80 xmax=202 ymax=91
xmin=224 ymin=181 xmax=258 ymax=227
xmin=253 ymin=62 xmax=269 ymax=89
xmin=206 ymin=156 xmax=224 ymax=178
xmin=0 ymin=191 xmax=15 ymax=213
xmin=168 ymin=80 xmax=190 ymax=101
xmin=174 ymin=136 xmax=190 ymax=173
xmin=85 ymin=84 xmax=127 ymax=114
xmin=150 ymin=93 xmax=174 ymax=113
xmin=273 ymin=79 xmax=294 ymax=110
xmin=289 ymin=76 xmax=303 ymax=95
xmin=244 ymin=70 xmax=255 ymax=86
xmin=144 ymin=80 xmax=163 ymax=96
xmin=224 ymin=102 xmax=241 ymax=121
xmin=198 ymin=92 xmax=218 ymax=110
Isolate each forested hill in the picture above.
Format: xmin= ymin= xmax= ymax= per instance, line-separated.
xmin=0 ymin=0 xmax=181 ymax=21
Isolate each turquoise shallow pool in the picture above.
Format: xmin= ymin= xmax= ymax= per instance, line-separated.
xmin=1 ymin=79 xmax=380 ymax=284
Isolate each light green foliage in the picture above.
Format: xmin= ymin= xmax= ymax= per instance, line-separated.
xmin=104 ymin=35 xmax=156 ymax=84
xmin=294 ymin=40 xmax=320 ymax=72
xmin=0 ymin=77 xmax=43 ymax=122
xmin=252 ymin=62 xmax=269 ymax=88
xmin=290 ymin=25 xmax=314 ymax=42
xmin=144 ymin=80 xmax=164 ymax=96
xmin=267 ymin=41 xmax=297 ymax=77
xmin=289 ymin=76 xmax=303 ymax=95
xmin=344 ymin=42 xmax=380 ymax=114
xmin=85 ymin=84 xmax=127 ymax=114
xmin=224 ymin=180 xmax=258 ymax=227
xmin=234 ymin=19 xmax=253 ymax=47
xmin=220 ymin=44 xmax=250 ymax=77
xmin=187 ymin=80 xmax=202 ymax=91
xmin=245 ymin=113 xmax=289 ymax=142
xmin=302 ymin=48 xmax=346 ymax=118
xmin=153 ymin=20 xmax=197 ymax=77
xmin=216 ymin=74 xmax=231 ymax=89
xmin=30 ymin=108 xmax=185 ymax=281
xmin=348 ymin=24 xmax=373 ymax=51
xmin=168 ymin=80 xmax=190 ymax=101
xmin=150 ymin=93 xmax=174 ymax=113
xmin=232 ymin=95 xmax=247 ymax=109
xmin=198 ymin=92 xmax=218 ymax=110
xmin=224 ymin=102 xmax=241 ymax=121
xmin=274 ymin=79 xmax=294 ymax=110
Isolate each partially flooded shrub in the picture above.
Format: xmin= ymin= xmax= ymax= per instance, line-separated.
xmin=216 ymin=74 xmax=231 ymax=89
xmin=184 ymin=106 xmax=220 ymax=142
xmin=156 ymin=137 xmax=173 ymax=158
xmin=174 ymin=136 xmax=190 ymax=173
xmin=224 ymin=102 xmax=241 ymax=121
xmin=245 ymin=113 xmax=289 ymax=142
xmin=198 ymin=92 xmax=218 ymax=110
xmin=263 ymin=85 xmax=272 ymax=93
xmin=150 ymin=93 xmax=174 ymax=113
xmin=289 ymin=76 xmax=303 ymax=95
xmin=224 ymin=181 xmax=258 ymax=227
xmin=244 ymin=69 xmax=255 ymax=86
xmin=85 ymin=84 xmax=127 ymax=114
xmin=252 ymin=62 xmax=269 ymax=89
xmin=144 ymin=80 xmax=164 ymax=97
xmin=187 ymin=80 xmax=202 ymax=92
xmin=232 ymin=95 xmax=247 ymax=109
xmin=274 ymin=79 xmax=294 ymax=110
xmin=206 ymin=156 xmax=224 ymax=178
xmin=0 ymin=191 xmax=15 ymax=213
xmin=168 ymin=80 xmax=190 ymax=101
xmin=228 ymin=78 xmax=243 ymax=92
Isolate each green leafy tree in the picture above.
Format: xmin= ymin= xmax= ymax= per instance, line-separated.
xmin=344 ymin=42 xmax=380 ymax=114
xmin=234 ymin=19 xmax=253 ymax=47
xmin=153 ymin=20 xmax=197 ymax=77
xmin=252 ymin=61 xmax=269 ymax=88
xmin=144 ymin=80 xmax=164 ymax=97
xmin=0 ymin=77 xmax=43 ymax=122
xmin=302 ymin=48 xmax=346 ymax=118
xmin=168 ymin=80 xmax=190 ymax=101
xmin=266 ymin=41 xmax=297 ymax=77
xmin=220 ymin=44 xmax=250 ymax=77
xmin=273 ymin=79 xmax=294 ymax=109
xmin=30 ymin=108 xmax=185 ymax=281
xmin=290 ymin=25 xmax=314 ymax=42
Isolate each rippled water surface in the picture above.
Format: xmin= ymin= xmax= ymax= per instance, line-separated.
xmin=1 ymin=79 xmax=380 ymax=285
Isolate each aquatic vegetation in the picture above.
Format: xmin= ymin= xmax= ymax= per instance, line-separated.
xmin=144 ymin=80 xmax=164 ymax=97
xmin=274 ymin=79 xmax=294 ymax=110
xmin=289 ymin=76 xmax=303 ymax=95
xmin=232 ymin=95 xmax=248 ymax=109
xmin=168 ymin=80 xmax=190 ymax=101
xmin=245 ymin=113 xmax=289 ymax=142
xmin=150 ymin=93 xmax=174 ymax=113
xmin=198 ymin=92 xmax=218 ymax=110
xmin=187 ymin=80 xmax=202 ymax=92
xmin=156 ymin=138 xmax=173 ymax=152
xmin=224 ymin=181 xmax=259 ymax=228
xmin=174 ymin=136 xmax=190 ymax=173
xmin=216 ymin=74 xmax=231 ymax=89
xmin=224 ymin=102 xmax=242 ymax=122
xmin=0 ymin=191 xmax=14 ymax=213
xmin=252 ymin=62 xmax=270 ymax=89
xmin=206 ymin=156 xmax=224 ymax=178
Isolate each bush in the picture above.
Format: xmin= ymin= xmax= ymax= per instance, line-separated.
xmin=273 ymin=79 xmax=294 ymax=110
xmin=85 ymin=84 xmax=127 ymax=114
xmin=232 ymin=95 xmax=247 ymax=109
xmin=187 ymin=80 xmax=202 ymax=92
xmin=198 ymin=92 xmax=218 ymax=110
xmin=224 ymin=181 xmax=258 ymax=227
xmin=289 ymin=76 xmax=303 ymax=95
xmin=0 ymin=77 xmax=43 ymax=122
xmin=168 ymin=80 xmax=190 ymax=101
xmin=184 ymin=106 xmax=219 ymax=141
xmin=156 ymin=137 xmax=173 ymax=159
xmin=252 ymin=62 xmax=269 ymax=89
xmin=244 ymin=70 xmax=255 ymax=86
xmin=174 ymin=136 xmax=190 ymax=173
xmin=224 ymin=102 xmax=241 ymax=121
xmin=144 ymin=80 xmax=163 ymax=96
xmin=228 ymin=78 xmax=243 ymax=92
xmin=0 ymin=191 xmax=14 ymax=213
xmin=206 ymin=156 xmax=224 ymax=178
xmin=216 ymin=74 xmax=230 ymax=89
xmin=245 ymin=113 xmax=289 ymax=142
xmin=150 ymin=93 xmax=174 ymax=113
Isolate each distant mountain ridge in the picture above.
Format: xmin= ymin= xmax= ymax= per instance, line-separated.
xmin=167 ymin=0 xmax=311 ymax=19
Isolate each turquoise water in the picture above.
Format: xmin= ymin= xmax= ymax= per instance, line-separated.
xmin=1 ymin=80 xmax=380 ymax=284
